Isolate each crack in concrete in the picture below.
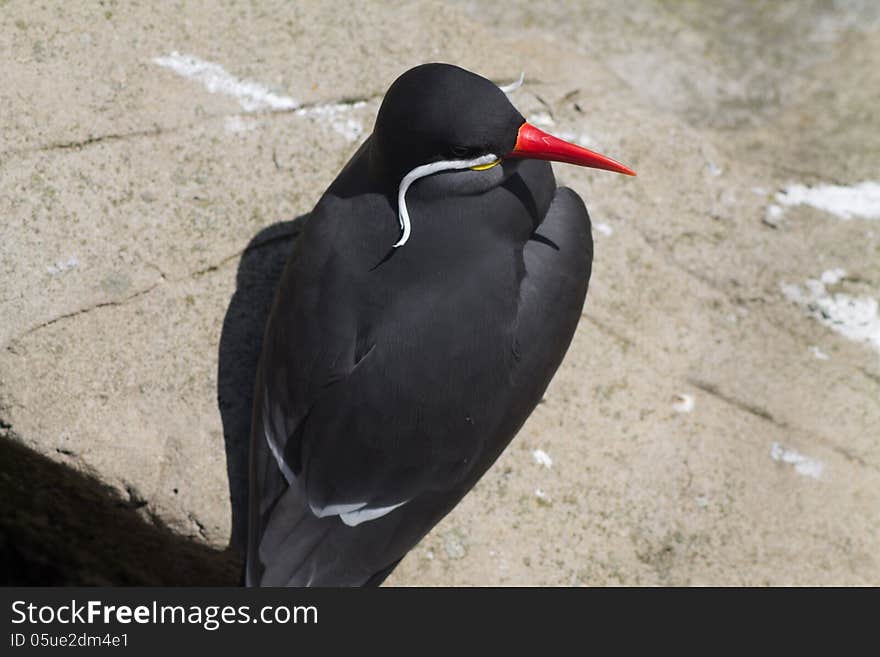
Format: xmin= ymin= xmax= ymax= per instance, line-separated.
xmin=12 ymin=280 xmax=164 ymax=343
xmin=858 ymin=366 xmax=880 ymax=388
xmin=188 ymin=513 xmax=208 ymax=541
xmin=583 ymin=284 xmax=879 ymax=472
xmin=7 ymin=224 xmax=302 ymax=345
xmin=35 ymin=126 xmax=169 ymax=154
xmin=0 ymin=415 xmax=13 ymax=439
xmin=191 ymin=227 xmax=301 ymax=279
xmin=688 ymin=378 xmax=779 ymax=425
xmin=189 ymin=252 xmax=250 ymax=279
xmin=581 ymin=314 xmax=634 ymax=349
xmin=584 ymin=310 xmax=880 ymax=471
xmin=2 ymin=94 xmax=381 ymax=159
xmin=122 ymin=484 xmax=149 ymax=510
xmin=688 ymin=377 xmax=878 ymax=473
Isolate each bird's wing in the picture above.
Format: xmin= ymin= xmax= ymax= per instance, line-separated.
xmin=250 ymin=189 xmax=441 ymax=525
xmin=513 ymin=185 xmax=593 ymax=385
xmin=251 ymin=195 xmax=363 ymax=504
xmin=248 ymin=190 xmax=475 ymax=585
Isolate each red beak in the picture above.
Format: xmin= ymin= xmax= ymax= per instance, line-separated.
xmin=506 ymin=122 xmax=636 ymax=176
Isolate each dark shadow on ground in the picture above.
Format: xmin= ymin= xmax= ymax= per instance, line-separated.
xmin=216 ymin=217 xmax=307 ymax=557
xmin=0 ymin=433 xmax=239 ymax=585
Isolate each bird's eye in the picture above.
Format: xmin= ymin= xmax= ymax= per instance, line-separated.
xmin=450 ymin=146 xmax=470 ymax=158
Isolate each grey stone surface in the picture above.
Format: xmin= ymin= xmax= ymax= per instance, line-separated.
xmin=1 ymin=0 xmax=878 ymax=585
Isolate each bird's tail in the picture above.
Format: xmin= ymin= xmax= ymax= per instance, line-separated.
xmin=247 ymin=479 xmax=405 ymax=587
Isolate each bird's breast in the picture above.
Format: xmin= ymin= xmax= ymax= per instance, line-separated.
xmin=347 ymin=159 xmax=559 ymax=420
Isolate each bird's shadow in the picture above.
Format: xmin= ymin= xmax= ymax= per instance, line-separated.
xmin=217 ymin=215 xmax=308 ymax=559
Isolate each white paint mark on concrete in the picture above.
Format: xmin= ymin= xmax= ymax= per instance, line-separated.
xmin=763 ymin=204 xmax=784 ymax=227
xmin=673 ymin=393 xmax=694 ymax=413
xmin=781 ymin=269 xmax=880 ymax=355
xmin=153 ymin=52 xmax=299 ymax=111
xmin=532 ymin=449 xmax=553 ymax=468
xmin=47 ymin=256 xmax=79 ymax=275
xmin=295 ymin=102 xmax=366 ymax=142
xmin=775 ymin=181 xmax=880 ymax=220
xmin=594 ymin=222 xmax=613 ymax=236
xmin=808 ymin=345 xmax=829 ymax=360
xmin=820 ymin=268 xmax=846 ymax=285
xmin=770 ymin=442 xmax=824 ymax=480
xmin=153 ymin=53 xmax=367 ymax=141
xmin=224 ymin=116 xmax=259 ymax=133
xmin=335 ymin=117 xmax=363 ymax=142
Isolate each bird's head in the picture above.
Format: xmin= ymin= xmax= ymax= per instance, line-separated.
xmin=371 ymin=63 xmax=635 ymax=247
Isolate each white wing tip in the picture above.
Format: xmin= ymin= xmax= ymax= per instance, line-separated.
xmin=340 ymin=500 xmax=408 ymax=527
xmin=310 ymin=501 xmax=366 ymax=518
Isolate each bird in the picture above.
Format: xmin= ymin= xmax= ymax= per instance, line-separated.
xmin=245 ymin=62 xmax=635 ymax=586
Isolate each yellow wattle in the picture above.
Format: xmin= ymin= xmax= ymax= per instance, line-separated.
xmin=469 ymin=158 xmax=501 ymax=171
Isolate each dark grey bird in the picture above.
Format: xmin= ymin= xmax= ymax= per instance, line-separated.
xmin=246 ymin=63 xmax=634 ymax=586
